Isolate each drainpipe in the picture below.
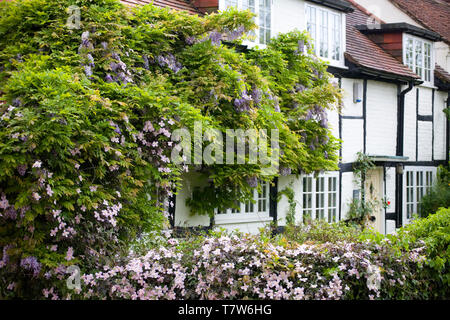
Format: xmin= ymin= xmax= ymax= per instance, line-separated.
xmin=447 ymin=92 xmax=449 ymax=163
xmin=395 ymin=80 xmax=415 ymax=228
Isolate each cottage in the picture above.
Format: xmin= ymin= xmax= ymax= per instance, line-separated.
xmin=124 ymin=0 xmax=449 ymax=234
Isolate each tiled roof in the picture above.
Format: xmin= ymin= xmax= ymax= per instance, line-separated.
xmin=345 ymin=0 xmax=385 ymax=24
xmin=121 ymin=0 xmax=201 ymax=14
xmin=345 ymin=6 xmax=420 ymax=80
xmin=435 ymin=64 xmax=450 ymax=83
xmin=389 ymin=0 xmax=450 ymax=44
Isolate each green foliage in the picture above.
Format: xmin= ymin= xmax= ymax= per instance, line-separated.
xmin=396 ymin=207 xmax=450 ymax=298
xmin=346 ymin=152 xmax=380 ymax=226
xmin=277 ymin=184 xmax=297 ymax=226
xmin=0 ymin=0 xmax=342 ymax=298
xmin=282 ymin=219 xmax=363 ymax=244
xmin=419 ymin=163 xmax=450 ymax=217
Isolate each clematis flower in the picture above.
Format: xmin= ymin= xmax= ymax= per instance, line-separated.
xmin=32 ymin=160 xmax=42 ymax=168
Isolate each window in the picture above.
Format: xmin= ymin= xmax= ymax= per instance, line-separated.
xmin=404 ymin=35 xmax=433 ymax=83
xmin=223 ymin=0 xmax=271 ymax=45
xmin=216 ymin=181 xmax=270 ymax=221
xmin=300 ymin=173 xmax=339 ymax=223
xmin=305 ymin=4 xmax=343 ymax=63
xmin=405 ymin=169 xmax=434 ymax=219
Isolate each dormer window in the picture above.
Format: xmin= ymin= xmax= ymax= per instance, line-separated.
xmin=305 ymin=4 xmax=344 ymax=64
xmin=404 ymin=34 xmax=433 ymax=84
xmin=223 ymin=0 xmax=272 ymax=45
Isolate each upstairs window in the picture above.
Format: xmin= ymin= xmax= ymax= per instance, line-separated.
xmin=223 ymin=0 xmax=272 ymax=45
xmin=404 ymin=35 xmax=433 ymax=84
xmin=306 ymin=4 xmax=343 ymax=63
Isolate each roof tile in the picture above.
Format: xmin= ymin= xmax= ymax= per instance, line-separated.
xmin=121 ymin=0 xmax=201 ymax=14
xmin=389 ymin=0 xmax=450 ymax=44
xmin=346 ymin=6 xmax=420 ymax=79
xmin=435 ymin=64 xmax=450 ymax=83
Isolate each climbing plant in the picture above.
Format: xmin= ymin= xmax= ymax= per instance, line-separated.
xmin=0 ymin=0 xmax=341 ymax=297
xmin=346 ymin=152 xmax=381 ymax=227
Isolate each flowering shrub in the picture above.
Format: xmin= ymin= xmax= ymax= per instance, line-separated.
xmin=16 ymin=230 xmax=431 ymax=300
xmin=71 ymin=209 xmax=450 ymax=300
xmin=385 ymin=207 xmax=450 ymax=299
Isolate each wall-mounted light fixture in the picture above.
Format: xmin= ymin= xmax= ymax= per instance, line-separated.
xmin=353 ymin=82 xmax=362 ymax=103
xmin=396 ymin=163 xmax=404 ymax=175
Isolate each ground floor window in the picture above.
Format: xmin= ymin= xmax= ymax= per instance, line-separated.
xmin=300 ymin=172 xmax=339 ymax=223
xmin=216 ymin=181 xmax=270 ymax=222
xmin=405 ymin=168 xmax=434 ymax=219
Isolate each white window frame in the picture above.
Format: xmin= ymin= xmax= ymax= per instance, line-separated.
xmin=403 ymin=167 xmax=435 ymax=224
xmin=299 ymin=171 xmax=339 ymax=223
xmin=215 ymin=181 xmax=272 ymax=224
xmin=403 ymin=34 xmax=434 ymax=86
xmin=305 ymin=3 xmax=346 ymax=67
xmin=220 ymin=0 xmax=273 ymax=47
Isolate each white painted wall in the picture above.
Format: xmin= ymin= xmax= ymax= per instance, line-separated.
xmin=174 ymin=172 xmax=210 ymax=227
xmin=340 ymin=171 xmax=358 ymax=220
xmin=385 ymin=166 xmax=396 ymax=211
xmin=272 ymin=0 xmax=305 ymax=35
xmin=404 ymin=87 xmax=418 ymax=161
xmin=353 ymin=0 xmax=421 ymax=27
xmin=341 ymin=78 xmax=364 ymax=117
xmin=417 ymin=121 xmax=433 ymax=161
xmin=276 ymin=175 xmax=302 ymax=226
xmin=434 ymin=90 xmax=448 ymax=160
xmin=366 ymin=80 xmax=398 ymax=157
xmin=418 ymin=86 xmax=433 ymax=115
xmin=341 ymin=118 xmax=364 ymax=163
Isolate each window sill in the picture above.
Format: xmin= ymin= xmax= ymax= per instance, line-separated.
xmin=417 ymin=82 xmax=437 ymax=89
xmin=215 ymin=213 xmax=273 ymax=225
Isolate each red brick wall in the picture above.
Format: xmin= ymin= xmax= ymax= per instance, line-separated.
xmin=192 ymin=0 xmax=218 ymax=13
xmin=365 ymin=32 xmax=404 ymax=63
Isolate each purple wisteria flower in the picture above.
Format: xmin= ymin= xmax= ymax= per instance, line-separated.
xmin=105 ymin=73 xmax=114 ymax=83
xmin=280 ymin=167 xmax=292 ymax=176
xmin=79 ymin=31 xmax=93 ymax=53
xmin=20 ymin=256 xmax=41 ymax=277
xmin=84 ymin=65 xmax=93 ymax=77
xmin=142 ymin=55 xmax=149 ymax=70
xmin=108 ymin=53 xmax=133 ymax=84
xmin=234 ymin=90 xmax=253 ymax=112
xmin=226 ymin=25 xmax=245 ymax=41
xmin=12 ymin=98 xmax=22 ymax=107
xmin=250 ymin=87 xmax=262 ymax=107
xmin=209 ymin=31 xmax=223 ymax=46
xmin=4 ymin=207 xmax=16 ymax=220
xmin=295 ymin=83 xmax=306 ymax=93
xmin=0 ymin=193 xmax=9 ymax=210
xmin=156 ymin=53 xmax=183 ymax=73
xmin=185 ymin=36 xmax=197 ymax=45
xmin=246 ymin=176 xmax=258 ymax=188
xmin=294 ymin=40 xmax=305 ymax=56
xmin=0 ymin=245 xmax=13 ymax=268
xmin=87 ymin=54 xmax=95 ymax=68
